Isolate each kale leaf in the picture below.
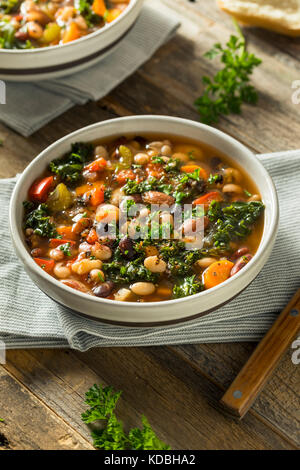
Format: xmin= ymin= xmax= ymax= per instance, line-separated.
xmin=49 ymin=142 xmax=94 ymax=183
xmin=24 ymin=203 xmax=57 ymax=238
xmin=208 ymin=200 xmax=264 ymax=249
xmin=173 ymin=275 xmax=203 ymax=298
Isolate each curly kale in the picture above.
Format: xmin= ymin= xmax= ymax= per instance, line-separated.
xmin=208 ymin=200 xmax=264 ymax=249
xmin=173 ymin=275 xmax=203 ymax=298
xmin=24 ymin=203 xmax=57 ymax=238
xmin=102 ymin=258 xmax=159 ymax=284
xmin=49 ymin=142 xmax=94 ymax=183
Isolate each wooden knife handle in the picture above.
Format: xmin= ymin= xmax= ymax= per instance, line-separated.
xmin=220 ymin=288 xmax=300 ymax=418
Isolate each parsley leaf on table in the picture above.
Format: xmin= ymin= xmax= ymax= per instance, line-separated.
xmin=82 ymin=384 xmax=170 ymax=450
xmin=194 ymin=21 xmax=262 ymax=125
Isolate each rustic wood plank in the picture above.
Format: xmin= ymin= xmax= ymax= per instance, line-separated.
xmin=0 ymin=366 xmax=93 ymax=450
xmin=3 ymin=348 xmax=296 ymax=450
xmin=171 ymin=343 xmax=300 ymax=447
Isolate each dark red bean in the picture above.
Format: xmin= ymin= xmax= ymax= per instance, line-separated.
xmin=119 ymin=237 xmax=135 ymax=259
xmin=232 ymin=247 xmax=249 ymax=260
xmin=15 ymin=30 xmax=29 ymax=41
xmin=230 ymin=254 xmax=253 ymax=276
xmin=31 ymin=248 xmax=43 ymax=257
xmin=93 ymin=281 xmax=114 ymax=298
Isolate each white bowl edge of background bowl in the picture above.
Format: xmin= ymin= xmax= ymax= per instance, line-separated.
xmin=0 ymin=0 xmax=143 ymax=72
xmin=9 ymin=116 xmax=279 ymax=325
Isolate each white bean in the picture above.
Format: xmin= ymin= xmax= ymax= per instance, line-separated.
xmin=222 ymin=184 xmax=243 ymax=194
xmin=96 ymin=204 xmax=119 ymax=223
xmin=195 ymin=257 xmax=217 ymax=269
xmin=248 ymin=194 xmax=261 ymax=202
xmin=91 ymin=243 xmax=112 ymax=261
xmin=148 ymin=141 xmax=163 ymax=150
xmin=223 ymin=167 xmax=242 ymax=184
xmin=114 ymin=288 xmax=133 ymax=302
xmin=71 ymin=259 xmax=102 ymax=275
xmin=134 ymin=153 xmax=150 ymax=165
xmin=54 ymin=262 xmax=71 ymax=279
xmin=172 ymin=152 xmax=189 ymax=163
xmin=89 ymin=269 xmax=105 ymax=283
xmin=130 ymin=282 xmax=156 ymax=296
xmin=161 ymin=144 xmax=172 ymax=156
xmin=144 ymin=256 xmax=167 ymax=273
xmin=49 ymin=248 xmax=64 ymax=261
xmin=110 ymin=187 xmax=125 ymax=207
xmin=94 ymin=145 xmax=108 ymax=159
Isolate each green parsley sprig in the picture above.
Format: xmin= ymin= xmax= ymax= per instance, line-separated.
xmin=82 ymin=384 xmax=170 ymax=450
xmin=194 ymin=20 xmax=262 ymax=125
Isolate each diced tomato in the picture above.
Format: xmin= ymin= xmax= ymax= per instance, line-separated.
xmin=57 ymin=226 xmax=78 ymax=240
xmin=145 ymin=163 xmax=165 ymax=178
xmin=84 ymin=157 xmax=107 ymax=173
xmin=86 ymin=228 xmax=98 ymax=244
xmin=29 ymin=176 xmax=54 ymax=203
xmin=49 ymin=239 xmax=76 ymax=248
xmin=192 ymin=191 xmax=223 ymax=210
xmin=34 ymin=258 xmax=55 ymax=274
xmin=115 ymin=169 xmax=136 ymax=184
xmin=181 ymin=165 xmax=208 ymax=179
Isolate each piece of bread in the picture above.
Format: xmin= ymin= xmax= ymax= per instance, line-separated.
xmin=218 ymin=0 xmax=300 ymax=37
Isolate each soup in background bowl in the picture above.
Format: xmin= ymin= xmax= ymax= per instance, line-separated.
xmin=9 ymin=116 xmax=278 ymax=325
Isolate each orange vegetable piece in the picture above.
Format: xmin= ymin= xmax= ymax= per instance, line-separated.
xmin=192 ymin=191 xmax=223 ymax=209
xmin=85 ymin=186 xmax=104 ymax=206
xmin=181 ymin=165 xmax=208 ymax=179
xmin=62 ymin=22 xmax=81 ymax=44
xmin=57 ymin=226 xmax=78 ymax=240
xmin=75 ymin=181 xmax=103 ymax=197
xmin=92 ymin=0 xmax=107 ymax=16
xmin=86 ymin=228 xmax=98 ymax=244
xmin=34 ymin=258 xmax=55 ymax=274
xmin=106 ymin=8 xmax=122 ymax=23
xmin=84 ymin=157 xmax=107 ymax=173
xmin=203 ymin=260 xmax=234 ymax=289
xmin=115 ymin=169 xmax=135 ymax=184
xmin=145 ymin=163 xmax=165 ymax=179
xmin=49 ymin=238 xmax=76 ymax=248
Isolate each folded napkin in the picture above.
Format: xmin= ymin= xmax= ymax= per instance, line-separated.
xmin=0 ymin=1 xmax=180 ymax=137
xmin=1 ymin=150 xmax=299 ymax=351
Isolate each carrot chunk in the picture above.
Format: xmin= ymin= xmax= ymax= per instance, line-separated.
xmin=84 ymin=157 xmax=107 ymax=173
xmin=181 ymin=165 xmax=208 ymax=179
xmin=34 ymin=258 xmax=55 ymax=274
xmin=57 ymin=226 xmax=78 ymax=240
xmin=62 ymin=22 xmax=81 ymax=44
xmin=192 ymin=191 xmax=223 ymax=209
xmin=106 ymin=8 xmax=122 ymax=23
xmin=203 ymin=260 xmax=234 ymax=289
xmin=92 ymin=0 xmax=107 ymax=16
xmin=86 ymin=228 xmax=98 ymax=244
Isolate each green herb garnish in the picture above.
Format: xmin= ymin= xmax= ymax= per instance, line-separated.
xmin=24 ymin=203 xmax=57 ymax=238
xmin=82 ymin=384 xmax=170 ymax=450
xmin=194 ymin=21 xmax=262 ymax=125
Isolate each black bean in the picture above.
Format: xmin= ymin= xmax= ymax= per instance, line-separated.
xmin=93 ymin=281 xmax=114 ymax=298
xmin=119 ymin=237 xmax=135 ymax=260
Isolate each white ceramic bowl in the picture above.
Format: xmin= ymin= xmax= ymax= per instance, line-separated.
xmin=9 ymin=116 xmax=279 ymax=326
xmin=0 ymin=0 xmax=143 ymax=82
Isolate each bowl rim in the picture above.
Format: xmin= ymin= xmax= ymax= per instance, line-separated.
xmin=9 ymin=115 xmax=279 ymax=310
xmin=0 ymin=0 xmax=140 ymax=55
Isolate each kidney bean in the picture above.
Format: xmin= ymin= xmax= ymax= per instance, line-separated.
xmin=232 ymin=247 xmax=249 ymax=260
xmin=230 ymin=254 xmax=253 ymax=276
xmin=119 ymin=237 xmax=135 ymax=260
xmin=142 ymin=191 xmax=175 ymax=206
xmin=93 ymin=281 xmax=114 ymax=298
xmin=31 ymin=248 xmax=43 ymax=257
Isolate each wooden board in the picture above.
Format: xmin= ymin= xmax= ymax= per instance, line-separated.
xmin=0 ymin=0 xmax=299 ymax=450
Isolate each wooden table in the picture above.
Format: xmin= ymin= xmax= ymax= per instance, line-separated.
xmin=0 ymin=0 xmax=299 ymax=450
